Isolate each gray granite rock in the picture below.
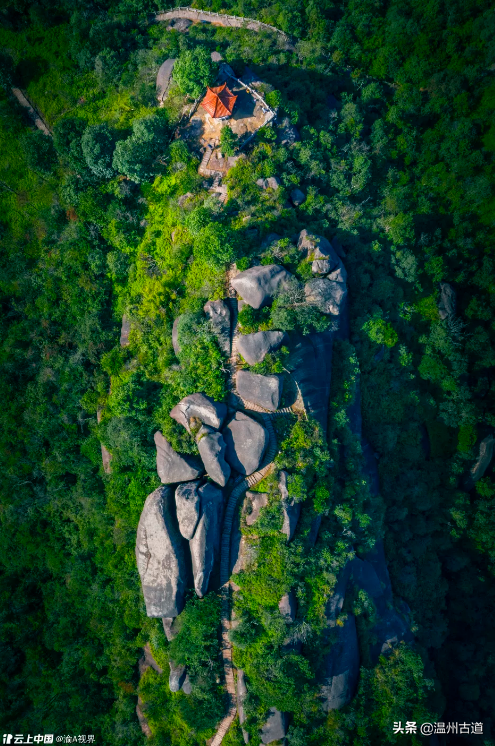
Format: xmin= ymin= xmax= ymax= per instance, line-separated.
xmin=325 ymin=562 xmax=352 ymax=625
xmin=120 ymin=315 xmax=131 ymax=347
xmin=154 ymin=432 xmax=204 ymax=484
xmin=276 ymin=116 xmax=300 ymax=146
xmin=169 ymin=662 xmax=186 ymax=692
xmin=181 ymin=673 xmax=192 ymax=694
xmin=349 ymin=557 xmax=386 ymax=615
xmin=140 ymin=642 xmax=163 ymax=676
xmin=172 ymin=315 xmax=183 ymax=356
xmin=307 ymin=514 xmax=322 ymax=547
xmin=237 ymin=330 xmax=287 ymax=365
xmin=223 ymin=411 xmax=269 ymax=475
xmin=320 ymin=614 xmax=360 ymax=711
xmin=279 ymin=590 xmax=297 ymax=622
xmin=189 ymin=483 xmax=224 ymax=597
xmin=135 ymin=486 xmax=187 ymax=618
xmin=331 ymin=236 xmax=346 ymax=259
xmin=305 ymin=278 xmax=347 ymax=316
xmin=362 ymin=540 xmax=393 ymax=604
xmin=167 ymin=17 xmax=192 ymax=31
xmin=327 ymin=265 xmax=347 ymax=283
xmin=298 ymin=229 xmax=340 ymax=267
xmin=245 ymin=490 xmax=269 ymax=526
xmin=232 ymin=265 xmax=294 ymax=309
xmin=204 ymin=299 xmax=231 ymax=354
xmin=288 ymin=331 xmax=333 ymax=436
xmin=279 ymin=470 xmax=301 ymax=542
xmin=369 ymin=608 xmax=414 ymax=665
xmin=162 ymin=617 xmax=178 ymax=642
xmin=266 ymin=176 xmax=281 ymax=190
xmin=236 ymin=670 xmax=249 ymax=744
xmin=438 ymin=282 xmax=456 ymax=320
xmin=177 ymin=191 xmax=193 ymax=207
xmin=465 ymin=434 xmax=495 ymax=489
xmin=290 ymin=188 xmax=306 ymax=206
xmin=175 ymin=481 xmax=201 ymax=539
xmin=236 ymin=370 xmax=283 ymax=412
xmin=170 ymin=393 xmax=227 ymax=434
xmin=261 ymin=708 xmax=288 ymax=744
xmin=196 ymin=425 xmax=231 ymax=487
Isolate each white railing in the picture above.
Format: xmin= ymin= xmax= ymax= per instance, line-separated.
xmin=154 ymin=6 xmax=290 ymax=40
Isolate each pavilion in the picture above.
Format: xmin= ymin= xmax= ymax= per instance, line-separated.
xmin=200 ymin=83 xmax=237 ymax=119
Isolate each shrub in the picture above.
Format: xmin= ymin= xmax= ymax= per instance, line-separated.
xmin=81 ymin=123 xmax=116 ymax=179
xmin=173 ymin=48 xmax=217 ymax=98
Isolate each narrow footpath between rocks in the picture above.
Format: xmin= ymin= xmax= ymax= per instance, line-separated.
xmin=210 ymin=268 xmax=297 ymax=746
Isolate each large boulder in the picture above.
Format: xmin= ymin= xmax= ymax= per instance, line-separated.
xmin=223 ymin=411 xmax=269 ymax=475
xmin=237 ymin=670 xmax=249 ymax=744
xmin=290 ymin=188 xmax=306 ymax=206
xmin=170 ymin=392 xmax=227 ymax=434
xmin=245 ymin=490 xmax=269 ymax=526
xmin=288 ymin=331 xmax=333 ymax=436
xmin=175 ymin=481 xmax=201 ymax=540
xmin=236 ymin=370 xmax=284 ymax=412
xmin=279 ymin=590 xmax=297 ymax=623
xmin=438 ymin=282 xmax=456 ymax=320
xmin=325 ymin=561 xmax=352 ymax=625
xmin=465 ymin=434 xmax=495 ymax=489
xmin=320 ymin=614 xmax=360 ymax=711
xmin=261 ymin=708 xmax=288 ymax=744
xmin=279 ymin=470 xmax=301 ymax=542
xmin=369 ymin=608 xmax=414 ymax=665
xmin=169 ymin=662 xmax=187 ymax=692
xmin=232 ymin=265 xmax=294 ymax=309
xmin=305 ymin=278 xmax=347 ymax=316
xmin=135 ymin=486 xmax=187 ymax=618
xmin=204 ymin=299 xmax=231 ymax=354
xmin=237 ymin=330 xmax=287 ymax=366
xmin=298 ymin=229 xmax=340 ymax=268
xmin=189 ymin=483 xmax=224 ymax=597
xmin=196 ymin=424 xmax=231 ymax=487
xmin=276 ymin=117 xmax=300 ymax=146
xmin=154 ymin=432 xmax=204 ymax=484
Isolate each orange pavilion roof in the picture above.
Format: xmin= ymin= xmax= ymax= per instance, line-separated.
xmin=201 ymin=83 xmax=237 ymax=118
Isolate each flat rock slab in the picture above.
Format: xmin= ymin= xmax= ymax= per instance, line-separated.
xmin=237 ymin=330 xmax=287 ymax=366
xmin=175 ymin=481 xmax=201 ymax=539
xmin=288 ymin=331 xmax=333 ymax=436
xmin=245 ymin=490 xmax=269 ymax=526
xmin=135 ymin=486 xmax=187 ymax=618
xmin=260 ymin=708 xmax=288 ymax=744
xmin=170 ymin=392 xmax=227 ymax=434
xmin=278 ymin=590 xmax=297 ymax=622
xmin=155 ymin=431 xmax=204 ymax=484
xmin=197 ymin=424 xmax=231 ymax=486
xmin=156 ymin=58 xmax=176 ymax=103
xmin=204 ymin=299 xmax=231 ymax=354
xmin=236 ymin=370 xmax=283 ymax=412
xmin=222 ymin=411 xmax=269 ymax=475
xmin=189 ymin=483 xmax=224 ymax=597
xmin=320 ymin=614 xmax=360 ymax=711
xmin=232 ymin=264 xmax=294 ymax=309
xmin=305 ymin=278 xmax=347 ymax=315
xmin=279 ymin=470 xmax=301 ymax=541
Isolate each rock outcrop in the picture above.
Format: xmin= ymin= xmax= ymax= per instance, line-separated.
xmin=175 ymin=481 xmax=201 ymax=540
xmin=154 ymin=432 xmax=204 ymax=484
xmin=288 ymin=331 xmax=333 ymax=436
xmin=276 ymin=117 xmax=300 ymax=146
xmin=170 ymin=393 xmax=227 ymax=434
xmin=169 ymin=661 xmax=187 ymax=692
xmin=236 ymin=370 xmax=283 ymax=412
xmin=298 ymin=229 xmax=341 ymax=268
xmin=135 ymin=486 xmax=187 ymax=618
xmin=290 ymin=188 xmax=306 ymax=206
xmin=305 ymin=278 xmax=347 ymax=316
xmin=465 ymin=433 xmax=495 ymax=489
xmin=120 ymin=315 xmax=131 ymax=347
xmin=260 ymin=708 xmax=288 ymax=744
xmin=196 ymin=424 xmax=231 ymax=486
xmin=278 ymin=590 xmax=297 ymax=622
xmin=245 ymin=490 xmax=269 ymax=526
xmin=279 ymin=470 xmax=301 ymax=542
xmin=189 ymin=483 xmax=224 ymax=597
xmin=438 ymin=282 xmax=456 ymax=320
xmin=237 ymin=330 xmax=287 ymax=366
xmin=223 ymin=411 xmax=269 ymax=475
xmin=172 ymin=315 xmax=183 ymax=356
xmin=320 ymin=614 xmax=360 ymax=711
xmin=204 ymin=299 xmax=231 ymax=354
xmin=231 ymin=265 xmax=294 ymax=309
xmin=237 ymin=670 xmax=249 ymax=744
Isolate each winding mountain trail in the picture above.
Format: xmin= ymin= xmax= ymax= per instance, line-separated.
xmin=154 ymin=6 xmax=291 ymax=43
xmin=210 ymin=274 xmax=296 ymax=746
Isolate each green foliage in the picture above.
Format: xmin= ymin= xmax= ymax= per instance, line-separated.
xmin=22 ymin=130 xmax=57 ymax=174
xmin=81 ymin=123 xmax=116 ymax=179
xmin=220 ymin=125 xmax=239 ymax=157
xmin=362 ymin=314 xmax=398 ymax=348
xmin=173 ymin=47 xmax=217 ymax=98
xmin=193 ymin=222 xmax=237 ymax=269
xmin=113 ymin=113 xmax=169 ymax=182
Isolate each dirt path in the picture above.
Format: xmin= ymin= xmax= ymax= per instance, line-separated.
xmin=11 ymin=88 xmax=51 ymax=135
xmin=154 ymin=7 xmax=290 ymax=43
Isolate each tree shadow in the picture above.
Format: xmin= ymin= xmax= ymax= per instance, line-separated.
xmin=15 ymin=56 xmax=49 ymax=87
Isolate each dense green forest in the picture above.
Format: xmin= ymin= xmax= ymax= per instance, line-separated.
xmin=1 ymin=0 xmax=494 ymax=744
